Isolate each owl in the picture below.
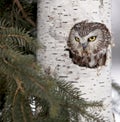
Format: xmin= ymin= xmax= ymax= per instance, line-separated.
xmin=67 ymin=21 xmax=111 ymax=68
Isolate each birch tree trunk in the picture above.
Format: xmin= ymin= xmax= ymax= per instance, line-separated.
xmin=37 ymin=0 xmax=114 ymax=121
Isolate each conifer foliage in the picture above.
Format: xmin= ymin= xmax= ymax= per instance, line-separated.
xmin=0 ymin=0 xmax=106 ymax=122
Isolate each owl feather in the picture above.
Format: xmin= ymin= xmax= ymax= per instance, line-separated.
xmin=67 ymin=21 xmax=111 ymax=68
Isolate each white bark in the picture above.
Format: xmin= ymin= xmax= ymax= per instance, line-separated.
xmin=37 ymin=0 xmax=113 ymax=121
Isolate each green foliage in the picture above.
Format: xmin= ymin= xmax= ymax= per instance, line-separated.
xmin=0 ymin=0 xmax=36 ymax=30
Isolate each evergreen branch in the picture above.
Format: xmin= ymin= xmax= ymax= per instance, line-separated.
xmin=0 ymin=28 xmax=38 ymax=55
xmin=0 ymin=0 xmax=37 ymax=30
xmin=20 ymin=101 xmax=27 ymax=122
xmin=21 ymin=96 xmax=33 ymax=122
xmin=12 ymin=92 xmax=33 ymax=122
xmin=54 ymin=80 xmax=104 ymax=121
xmin=15 ymin=77 xmax=25 ymax=93
xmin=13 ymin=0 xmax=36 ymax=27
xmin=0 ymin=26 xmax=37 ymax=54
xmin=56 ymin=80 xmax=81 ymax=99
xmin=79 ymin=110 xmax=106 ymax=122
xmin=56 ymin=80 xmax=102 ymax=107
xmin=0 ymin=45 xmax=59 ymax=120
xmin=12 ymin=88 xmax=19 ymax=121
xmin=29 ymin=76 xmax=45 ymax=91
xmin=0 ymin=46 xmax=47 ymax=97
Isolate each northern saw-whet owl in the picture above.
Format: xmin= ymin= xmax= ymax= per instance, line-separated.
xmin=67 ymin=21 xmax=111 ymax=68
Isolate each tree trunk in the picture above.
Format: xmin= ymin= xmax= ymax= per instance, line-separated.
xmin=37 ymin=0 xmax=114 ymax=121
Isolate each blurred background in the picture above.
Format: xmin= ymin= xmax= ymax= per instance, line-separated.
xmin=112 ymin=0 xmax=120 ymax=73
xmin=112 ymin=0 xmax=120 ymax=121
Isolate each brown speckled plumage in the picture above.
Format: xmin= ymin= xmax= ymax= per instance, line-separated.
xmin=67 ymin=21 xmax=111 ymax=68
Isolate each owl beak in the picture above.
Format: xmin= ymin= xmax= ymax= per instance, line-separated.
xmin=81 ymin=43 xmax=87 ymax=50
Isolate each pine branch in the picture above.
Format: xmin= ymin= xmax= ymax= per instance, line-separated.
xmin=0 ymin=0 xmax=36 ymax=30
xmin=13 ymin=0 xmax=36 ymax=27
xmin=55 ymin=80 xmax=105 ymax=121
xmin=0 ymin=25 xmax=38 ymax=55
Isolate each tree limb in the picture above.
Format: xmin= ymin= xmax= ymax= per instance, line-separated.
xmin=13 ymin=0 xmax=36 ymax=27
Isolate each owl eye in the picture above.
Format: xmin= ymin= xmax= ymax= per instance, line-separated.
xmin=88 ymin=36 xmax=97 ymax=42
xmin=75 ymin=37 xmax=80 ymax=42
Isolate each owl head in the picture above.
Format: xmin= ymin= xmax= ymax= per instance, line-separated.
xmin=67 ymin=21 xmax=111 ymax=55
